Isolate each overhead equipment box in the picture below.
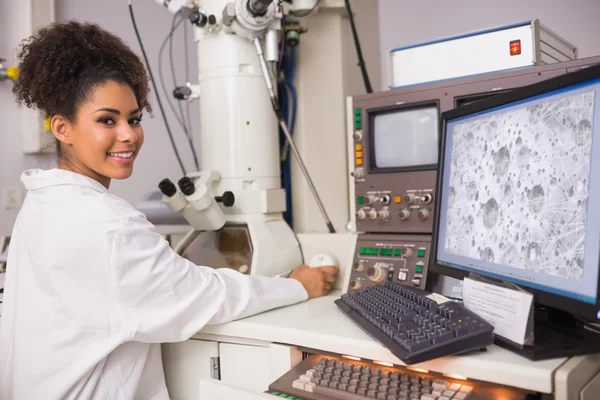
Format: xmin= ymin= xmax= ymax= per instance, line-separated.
xmin=388 ymin=19 xmax=578 ymax=89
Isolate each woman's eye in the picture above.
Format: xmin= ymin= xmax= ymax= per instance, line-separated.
xmin=99 ymin=117 xmax=115 ymax=125
xmin=129 ymin=116 xmax=142 ymax=125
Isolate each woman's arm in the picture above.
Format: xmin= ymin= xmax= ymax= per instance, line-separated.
xmin=109 ymin=214 xmax=309 ymax=343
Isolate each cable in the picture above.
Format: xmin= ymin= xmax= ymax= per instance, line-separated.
xmin=290 ymin=0 xmax=321 ymax=17
xmin=168 ymin=13 xmax=200 ymax=170
xmin=158 ymin=16 xmax=187 ymax=130
xmin=128 ymin=0 xmax=187 ymax=176
xmin=343 ymin=0 xmax=372 ymax=93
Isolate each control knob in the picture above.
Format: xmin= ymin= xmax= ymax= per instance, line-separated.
xmin=422 ymin=193 xmax=433 ymax=204
xmin=378 ymin=210 xmax=390 ymax=220
xmin=356 ymin=209 xmax=366 ymax=220
xmin=368 ymin=210 xmax=378 ymax=220
xmin=401 ymin=247 xmax=412 ymax=257
xmin=353 ymin=131 xmax=363 ymax=141
xmin=349 ymin=280 xmax=361 ymax=290
xmin=404 ymin=194 xmax=419 ymax=204
xmin=354 ymin=262 xmax=365 ymax=272
xmin=418 ymin=209 xmax=430 ymax=220
xmin=364 ymin=195 xmax=377 ymax=205
xmin=379 ymin=195 xmax=391 ymax=205
xmin=366 ymin=265 xmax=387 ymax=283
xmin=399 ymin=209 xmax=410 ymax=220
xmin=354 ymin=170 xmax=365 ymax=179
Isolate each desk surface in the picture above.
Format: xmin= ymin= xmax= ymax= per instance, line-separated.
xmin=197 ymin=290 xmax=568 ymax=394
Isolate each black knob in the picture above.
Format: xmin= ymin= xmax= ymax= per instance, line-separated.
xmin=247 ymin=0 xmax=273 ymax=16
xmin=173 ymin=86 xmax=192 ymax=100
xmin=208 ymin=15 xmax=217 ymax=25
xmin=215 ymin=191 xmax=235 ymax=207
xmin=158 ymin=178 xmax=177 ymax=197
xmin=189 ymin=10 xmax=208 ymax=27
xmin=178 ymin=177 xmax=195 ymax=196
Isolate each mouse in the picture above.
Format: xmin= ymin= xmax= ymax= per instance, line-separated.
xmin=308 ymin=253 xmax=339 ymax=268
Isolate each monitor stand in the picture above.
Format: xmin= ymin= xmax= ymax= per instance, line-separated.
xmin=494 ymin=305 xmax=600 ymax=361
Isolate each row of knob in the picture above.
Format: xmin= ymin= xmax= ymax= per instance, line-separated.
xmin=357 ymin=209 xmax=430 ymax=220
xmin=361 ymin=193 xmax=433 ymax=206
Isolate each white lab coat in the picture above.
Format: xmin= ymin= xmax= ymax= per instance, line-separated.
xmin=0 ymin=168 xmax=308 ymax=400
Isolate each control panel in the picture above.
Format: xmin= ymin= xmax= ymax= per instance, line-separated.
xmin=347 ymin=233 xmax=431 ymax=292
xmin=353 ymin=170 xmax=437 ymax=234
xmin=351 ymin=102 xmax=438 ymax=235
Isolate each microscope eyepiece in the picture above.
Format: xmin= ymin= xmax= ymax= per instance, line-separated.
xmin=178 ymin=177 xmax=196 ymax=196
xmin=158 ymin=179 xmax=177 ymax=197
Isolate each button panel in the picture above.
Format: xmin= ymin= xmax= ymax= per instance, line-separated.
xmin=347 ymin=233 xmax=431 ymax=292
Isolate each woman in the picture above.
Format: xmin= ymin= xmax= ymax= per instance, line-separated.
xmin=0 ymin=21 xmax=338 ymax=399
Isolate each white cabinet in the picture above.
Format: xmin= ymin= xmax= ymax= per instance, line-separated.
xmin=162 ymin=339 xmax=219 ymax=400
xmin=219 ymin=342 xmax=302 ymax=392
xmin=162 ymin=338 xmax=301 ymax=399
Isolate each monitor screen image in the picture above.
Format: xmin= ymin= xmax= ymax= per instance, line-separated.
xmin=372 ymin=106 xmax=438 ymax=169
xmin=436 ymin=78 xmax=600 ymax=304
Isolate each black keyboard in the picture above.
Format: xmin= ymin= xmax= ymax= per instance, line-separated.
xmin=335 ymin=282 xmax=495 ymax=364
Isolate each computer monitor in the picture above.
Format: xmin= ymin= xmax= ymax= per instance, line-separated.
xmin=433 ymin=62 xmax=600 ymax=359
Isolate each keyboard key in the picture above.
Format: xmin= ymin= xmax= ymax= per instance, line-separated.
xmin=459 ymin=385 xmax=473 ymax=393
xmin=454 ymin=392 xmax=471 ymax=399
xmin=313 ymin=385 xmax=371 ymax=399
xmin=448 ymin=383 xmax=461 ymax=391
xmin=292 ymin=380 xmax=305 ymax=390
xmin=432 ymin=380 xmax=449 ymax=391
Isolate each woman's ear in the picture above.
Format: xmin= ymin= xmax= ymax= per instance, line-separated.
xmin=50 ymin=115 xmax=73 ymax=146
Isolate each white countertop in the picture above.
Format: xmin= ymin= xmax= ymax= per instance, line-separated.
xmin=197 ymin=290 xmax=568 ymax=394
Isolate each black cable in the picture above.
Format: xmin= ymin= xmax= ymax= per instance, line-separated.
xmin=128 ymin=1 xmax=187 ymax=176
xmin=158 ymin=16 xmax=187 ymax=131
xmin=168 ymin=14 xmax=200 ymax=170
xmin=290 ymin=0 xmax=321 ymax=17
xmin=343 ymin=0 xmax=372 ymax=93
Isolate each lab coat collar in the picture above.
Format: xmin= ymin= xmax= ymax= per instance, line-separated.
xmin=21 ymin=168 xmax=108 ymax=193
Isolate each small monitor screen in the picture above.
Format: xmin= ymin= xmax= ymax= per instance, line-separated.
xmin=373 ymin=106 xmax=438 ymax=169
xmin=437 ymin=78 xmax=600 ymax=304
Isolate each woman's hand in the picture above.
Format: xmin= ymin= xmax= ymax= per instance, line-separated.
xmin=289 ymin=264 xmax=339 ymax=298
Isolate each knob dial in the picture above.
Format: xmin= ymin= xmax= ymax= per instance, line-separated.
xmin=354 ymin=131 xmax=363 ymax=141
xmin=368 ymin=210 xmax=378 ymax=220
xmin=354 ymin=170 xmax=365 ymax=179
xmin=401 ymin=247 xmax=412 ymax=257
xmin=350 ymin=280 xmax=361 ymax=290
xmin=404 ymin=194 xmax=418 ymax=204
xmin=422 ymin=193 xmax=433 ymax=204
xmin=399 ymin=209 xmax=410 ymax=220
xmin=365 ymin=195 xmax=377 ymax=205
xmin=354 ymin=262 xmax=365 ymax=272
xmin=418 ymin=209 xmax=430 ymax=220
xmin=356 ymin=209 xmax=366 ymax=220
xmin=367 ymin=266 xmax=387 ymax=283
xmin=379 ymin=195 xmax=391 ymax=205
xmin=378 ymin=210 xmax=390 ymax=220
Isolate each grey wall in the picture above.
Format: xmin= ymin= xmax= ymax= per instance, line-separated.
xmin=0 ymin=0 xmax=199 ymax=235
xmin=378 ymin=0 xmax=600 ymax=90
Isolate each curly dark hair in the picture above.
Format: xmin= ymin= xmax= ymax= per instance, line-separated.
xmin=12 ymin=20 xmax=152 ymax=122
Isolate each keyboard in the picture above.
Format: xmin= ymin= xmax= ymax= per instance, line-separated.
xmin=334 ymin=282 xmax=495 ymax=364
xmin=267 ymin=354 xmax=530 ymax=399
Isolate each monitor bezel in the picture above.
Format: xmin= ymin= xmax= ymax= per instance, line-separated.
xmin=432 ymin=63 xmax=600 ymax=321
xmin=367 ymin=100 xmax=440 ymax=174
